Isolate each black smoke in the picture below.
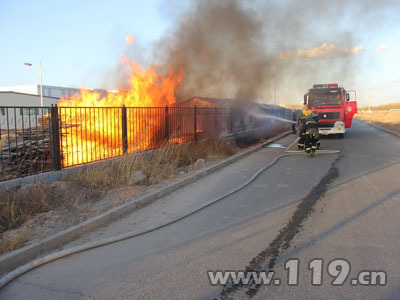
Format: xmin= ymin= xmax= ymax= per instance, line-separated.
xmin=122 ymin=0 xmax=399 ymax=104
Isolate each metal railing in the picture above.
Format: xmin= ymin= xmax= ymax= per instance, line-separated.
xmin=56 ymin=106 xmax=232 ymax=168
xmin=58 ymin=106 xmax=124 ymax=167
xmin=0 ymin=106 xmax=53 ymax=181
xmin=1 ymin=105 xmax=293 ymax=181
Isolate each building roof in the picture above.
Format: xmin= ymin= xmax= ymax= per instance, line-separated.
xmin=0 ymin=91 xmax=59 ymax=99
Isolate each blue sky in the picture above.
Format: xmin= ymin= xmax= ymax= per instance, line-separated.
xmin=1 ymin=0 xmax=399 ymax=106
xmin=0 ymin=0 xmax=173 ymax=87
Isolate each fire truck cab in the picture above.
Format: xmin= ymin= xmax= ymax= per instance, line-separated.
xmin=304 ymin=83 xmax=357 ymax=137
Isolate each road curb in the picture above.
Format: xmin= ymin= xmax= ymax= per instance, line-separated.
xmin=356 ymin=118 xmax=400 ymax=138
xmin=0 ymin=131 xmax=292 ymax=275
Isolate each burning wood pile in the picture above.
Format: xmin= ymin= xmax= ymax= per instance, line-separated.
xmin=0 ymin=127 xmax=52 ymax=181
xmin=55 ymin=55 xmax=183 ymax=168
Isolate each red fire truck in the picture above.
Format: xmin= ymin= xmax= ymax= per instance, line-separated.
xmin=304 ymin=83 xmax=357 ymax=137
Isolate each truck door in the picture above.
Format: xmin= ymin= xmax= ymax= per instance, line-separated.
xmin=344 ymin=92 xmax=357 ymax=128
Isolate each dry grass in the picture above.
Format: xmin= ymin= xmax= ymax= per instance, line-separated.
xmin=0 ymin=228 xmax=29 ymax=255
xmin=0 ymin=140 xmax=235 ymax=233
xmin=0 ymin=139 xmax=237 ymax=254
xmin=0 ymin=184 xmax=54 ymax=233
xmin=67 ymin=140 xmax=237 ymax=189
xmin=359 ymin=103 xmax=400 ymax=111
xmin=357 ymin=111 xmax=400 ymax=134
xmin=0 ymin=181 xmax=101 ymax=253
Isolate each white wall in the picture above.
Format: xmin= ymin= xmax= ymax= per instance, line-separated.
xmin=0 ymin=85 xmax=38 ymax=95
xmin=0 ymin=92 xmax=58 ymax=106
xmin=0 ymin=85 xmax=109 ymax=100
xmin=0 ymin=107 xmax=50 ymax=130
xmin=0 ymin=85 xmax=82 ymax=98
xmin=41 ymin=86 xmax=81 ymax=98
xmin=0 ymin=93 xmax=58 ymax=129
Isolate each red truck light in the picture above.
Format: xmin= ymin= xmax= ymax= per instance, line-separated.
xmin=328 ymin=83 xmax=338 ymax=88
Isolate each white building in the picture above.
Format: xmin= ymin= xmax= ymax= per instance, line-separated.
xmin=0 ymin=85 xmax=108 ymax=129
xmin=0 ymin=85 xmax=82 ymax=99
xmin=0 ymin=92 xmax=59 ymax=129
xmin=0 ymin=91 xmax=59 ymax=107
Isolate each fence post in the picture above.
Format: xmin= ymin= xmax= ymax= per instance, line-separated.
xmin=194 ymin=106 xmax=197 ymax=141
xmin=165 ymin=106 xmax=169 ymax=140
xmin=230 ymin=107 xmax=233 ymax=133
xmin=50 ymin=105 xmax=62 ymax=170
xmin=242 ymin=110 xmax=245 ymax=131
xmin=121 ymin=105 xmax=128 ymax=154
xmin=214 ymin=106 xmax=218 ymax=138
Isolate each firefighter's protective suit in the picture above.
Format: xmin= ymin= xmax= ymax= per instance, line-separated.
xmin=302 ymin=112 xmax=319 ymax=157
xmin=297 ymin=110 xmax=306 ymax=150
xmin=312 ymin=112 xmax=321 ymax=150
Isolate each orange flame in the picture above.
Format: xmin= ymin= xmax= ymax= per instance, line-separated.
xmin=125 ymin=34 xmax=135 ymax=45
xmin=58 ymin=56 xmax=183 ymax=167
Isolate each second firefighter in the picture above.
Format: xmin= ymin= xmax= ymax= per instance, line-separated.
xmin=301 ymin=110 xmax=319 ymax=157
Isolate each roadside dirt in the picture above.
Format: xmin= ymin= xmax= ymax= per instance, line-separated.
xmin=356 ymin=111 xmax=400 ymax=134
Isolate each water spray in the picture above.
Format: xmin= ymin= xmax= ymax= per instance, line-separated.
xmin=250 ymin=111 xmax=296 ymax=124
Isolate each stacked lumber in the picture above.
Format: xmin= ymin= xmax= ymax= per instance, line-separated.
xmin=0 ymin=127 xmax=52 ymax=180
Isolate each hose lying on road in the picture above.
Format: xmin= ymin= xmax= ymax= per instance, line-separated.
xmin=0 ymin=139 xmax=340 ymax=289
xmin=283 ymin=137 xmax=340 ymax=154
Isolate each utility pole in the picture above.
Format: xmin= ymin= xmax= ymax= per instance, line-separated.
xmin=274 ymin=88 xmax=277 ymax=105
xmin=24 ymin=62 xmax=44 ymax=106
xmin=39 ymin=61 xmax=43 ymax=107
xmin=368 ymin=85 xmax=373 ymax=112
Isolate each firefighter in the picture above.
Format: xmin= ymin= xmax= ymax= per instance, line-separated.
xmin=312 ymin=111 xmax=321 ymax=150
xmin=302 ymin=109 xmax=319 ymax=157
xmin=297 ymin=109 xmax=306 ymax=150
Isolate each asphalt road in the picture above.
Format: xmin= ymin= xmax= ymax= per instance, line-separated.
xmin=1 ymin=120 xmax=400 ymax=300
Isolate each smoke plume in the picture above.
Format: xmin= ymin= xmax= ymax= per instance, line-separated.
xmin=124 ymin=0 xmax=398 ymax=104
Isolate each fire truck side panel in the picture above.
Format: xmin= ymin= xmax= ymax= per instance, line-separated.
xmin=344 ymin=100 xmax=358 ymax=128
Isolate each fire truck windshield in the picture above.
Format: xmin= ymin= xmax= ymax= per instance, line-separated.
xmin=308 ymin=88 xmax=343 ymax=106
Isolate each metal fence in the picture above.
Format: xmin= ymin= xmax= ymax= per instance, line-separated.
xmin=0 ymin=106 xmax=232 ymax=180
xmin=0 ymin=106 xmax=53 ymax=181
xmin=55 ymin=106 xmax=232 ymax=168
xmin=0 ymin=104 xmax=293 ymax=181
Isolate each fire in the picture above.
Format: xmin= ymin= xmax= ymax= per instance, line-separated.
xmin=125 ymin=34 xmax=135 ymax=45
xmin=57 ymin=56 xmax=183 ymax=167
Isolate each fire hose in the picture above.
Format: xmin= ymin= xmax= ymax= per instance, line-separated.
xmin=0 ymin=138 xmax=340 ymax=289
xmin=284 ymin=137 xmax=340 ymax=154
